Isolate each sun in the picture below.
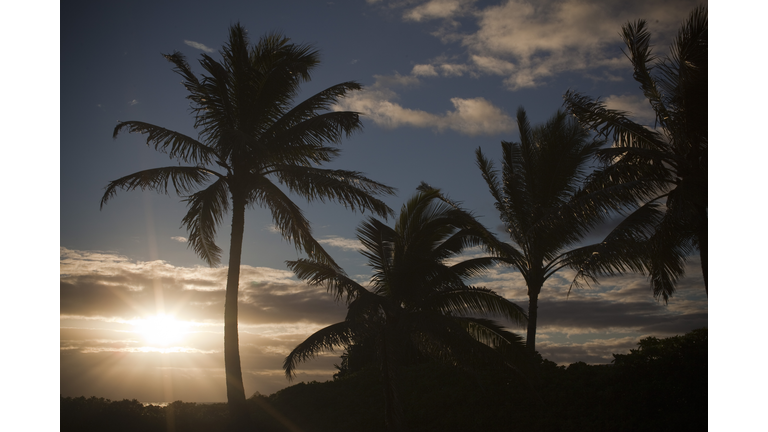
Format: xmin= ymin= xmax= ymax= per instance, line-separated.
xmin=132 ymin=314 xmax=189 ymax=346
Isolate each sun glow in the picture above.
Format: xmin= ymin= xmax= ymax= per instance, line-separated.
xmin=132 ymin=314 xmax=190 ymax=346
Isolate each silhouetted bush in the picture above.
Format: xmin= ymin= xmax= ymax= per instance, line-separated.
xmin=61 ymin=329 xmax=707 ymax=431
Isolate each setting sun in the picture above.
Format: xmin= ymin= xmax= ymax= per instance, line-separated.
xmin=132 ymin=314 xmax=189 ymax=346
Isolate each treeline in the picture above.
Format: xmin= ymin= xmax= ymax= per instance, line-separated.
xmin=61 ymin=328 xmax=707 ymax=432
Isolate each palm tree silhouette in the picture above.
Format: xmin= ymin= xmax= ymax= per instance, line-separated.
xmin=476 ymin=107 xmax=654 ymax=355
xmin=283 ymin=187 xmax=527 ymax=432
xmin=100 ymin=25 xmax=395 ymax=426
xmin=563 ymin=6 xmax=707 ymax=301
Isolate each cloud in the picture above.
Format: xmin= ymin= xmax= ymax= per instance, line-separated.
xmin=60 ymin=247 xmax=344 ymax=325
xmin=335 ymin=75 xmax=514 ymax=136
xmin=265 ymin=224 xmax=281 ymax=234
xmin=60 ymin=247 xmax=351 ymax=399
xmin=412 ymin=64 xmax=439 ymax=77
xmin=372 ymin=72 xmax=420 ymax=88
xmin=60 ymin=246 xmax=706 ymax=400
xmin=403 ymin=0 xmax=476 ymax=22
xmin=129 ymin=99 xmax=138 ymax=106
xmin=171 ymin=236 xmax=188 ymax=243
xmin=603 ymin=94 xmax=656 ymax=125
xmin=318 ymin=236 xmax=362 ymax=251
xmin=538 ymin=335 xmax=643 ymax=364
xmin=184 ymin=40 xmax=215 ymax=53
xmin=389 ymin=0 xmax=702 ymax=90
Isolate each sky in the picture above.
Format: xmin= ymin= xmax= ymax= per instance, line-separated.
xmin=51 ymin=0 xmax=721 ymax=406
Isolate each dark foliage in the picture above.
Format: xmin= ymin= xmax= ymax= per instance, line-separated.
xmin=61 ymin=329 xmax=706 ymax=432
xmin=563 ymin=6 xmax=708 ymax=300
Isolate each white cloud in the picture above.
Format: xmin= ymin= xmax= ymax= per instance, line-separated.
xmin=388 ymin=0 xmax=702 ymax=90
xmin=318 ymin=236 xmax=362 ymax=251
xmin=335 ymin=75 xmax=514 ymax=136
xmin=403 ymin=0 xmax=476 ymax=22
xmin=412 ymin=64 xmax=439 ymax=77
xmin=184 ymin=40 xmax=215 ymax=53
xmin=129 ymin=99 xmax=138 ymax=106
xmin=438 ymin=63 xmax=470 ymax=76
xmin=266 ymin=224 xmax=281 ymax=234
xmin=470 ymin=55 xmax=516 ymax=76
xmin=603 ymin=94 xmax=656 ymax=126
xmin=171 ymin=236 xmax=188 ymax=243
xmin=443 ymin=97 xmax=515 ymax=135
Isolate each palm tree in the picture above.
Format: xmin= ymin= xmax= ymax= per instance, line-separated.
xmin=100 ymin=25 xmax=395 ymax=426
xmin=476 ymin=107 xmax=653 ymax=355
xmin=562 ymin=6 xmax=707 ymax=301
xmin=283 ymin=187 xmax=528 ymax=432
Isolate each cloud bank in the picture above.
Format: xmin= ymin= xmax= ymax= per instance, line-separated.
xmin=388 ymin=0 xmax=702 ymax=90
xmin=60 ymin=245 xmax=706 ymax=400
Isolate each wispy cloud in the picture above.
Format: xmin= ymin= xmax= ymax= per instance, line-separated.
xmin=171 ymin=236 xmax=188 ymax=243
xmin=265 ymin=224 xmax=281 ymax=234
xmin=129 ymin=99 xmax=138 ymax=106
xmin=184 ymin=40 xmax=215 ymax=52
xmin=403 ymin=0 xmax=476 ymax=22
xmin=318 ymin=236 xmax=361 ymax=251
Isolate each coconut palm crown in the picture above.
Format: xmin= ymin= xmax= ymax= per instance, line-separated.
xmin=284 ymin=187 xmax=527 ymax=431
xmin=563 ymin=6 xmax=707 ymax=301
xmin=476 ymin=107 xmax=657 ymax=354
xmin=100 ymin=24 xmax=395 ymax=425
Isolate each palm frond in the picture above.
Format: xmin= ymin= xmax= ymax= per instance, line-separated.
xmin=272 ymin=165 xmax=395 ymax=219
xmin=249 ymin=32 xmax=320 ymax=130
xmin=286 ymin=258 xmax=369 ymax=304
xmin=284 ymin=321 xmax=355 ymax=380
xmin=475 ymin=148 xmax=507 ymax=213
xmin=180 ymin=177 xmax=230 ymax=267
xmin=262 ymin=81 xmax=363 ymax=148
xmin=423 ymin=286 xmax=528 ymax=326
xmin=249 ymin=177 xmax=339 ymax=269
xmin=447 ymin=256 xmax=505 ymax=280
xmin=646 ymin=210 xmax=697 ymax=302
xmin=562 ymin=91 xmax=667 ymax=152
xmin=112 ymin=121 xmax=219 ymax=165
xmin=356 ymin=217 xmax=397 ymax=290
xmin=454 ymin=317 xmax=526 ymax=350
xmin=620 ymin=19 xmax=673 ymax=130
xmin=163 ymin=51 xmax=205 ymax=106
xmin=562 ymin=201 xmax=664 ymax=294
xmin=100 ymin=166 xmax=214 ymax=209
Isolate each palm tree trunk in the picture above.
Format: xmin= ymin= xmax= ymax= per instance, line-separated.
xmin=526 ymin=286 xmax=541 ymax=355
xmin=699 ymin=225 xmax=707 ymax=294
xmin=382 ymin=324 xmax=407 ymax=432
xmin=225 ymin=193 xmax=249 ymax=429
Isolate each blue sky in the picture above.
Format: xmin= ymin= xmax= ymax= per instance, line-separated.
xmin=53 ymin=0 xmax=715 ymax=404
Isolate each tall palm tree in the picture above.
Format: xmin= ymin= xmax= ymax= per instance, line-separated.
xmin=476 ymin=107 xmax=652 ymax=355
xmin=562 ymin=6 xmax=707 ymax=301
xmin=100 ymin=25 xmax=395 ymax=426
xmin=283 ymin=187 xmax=527 ymax=432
